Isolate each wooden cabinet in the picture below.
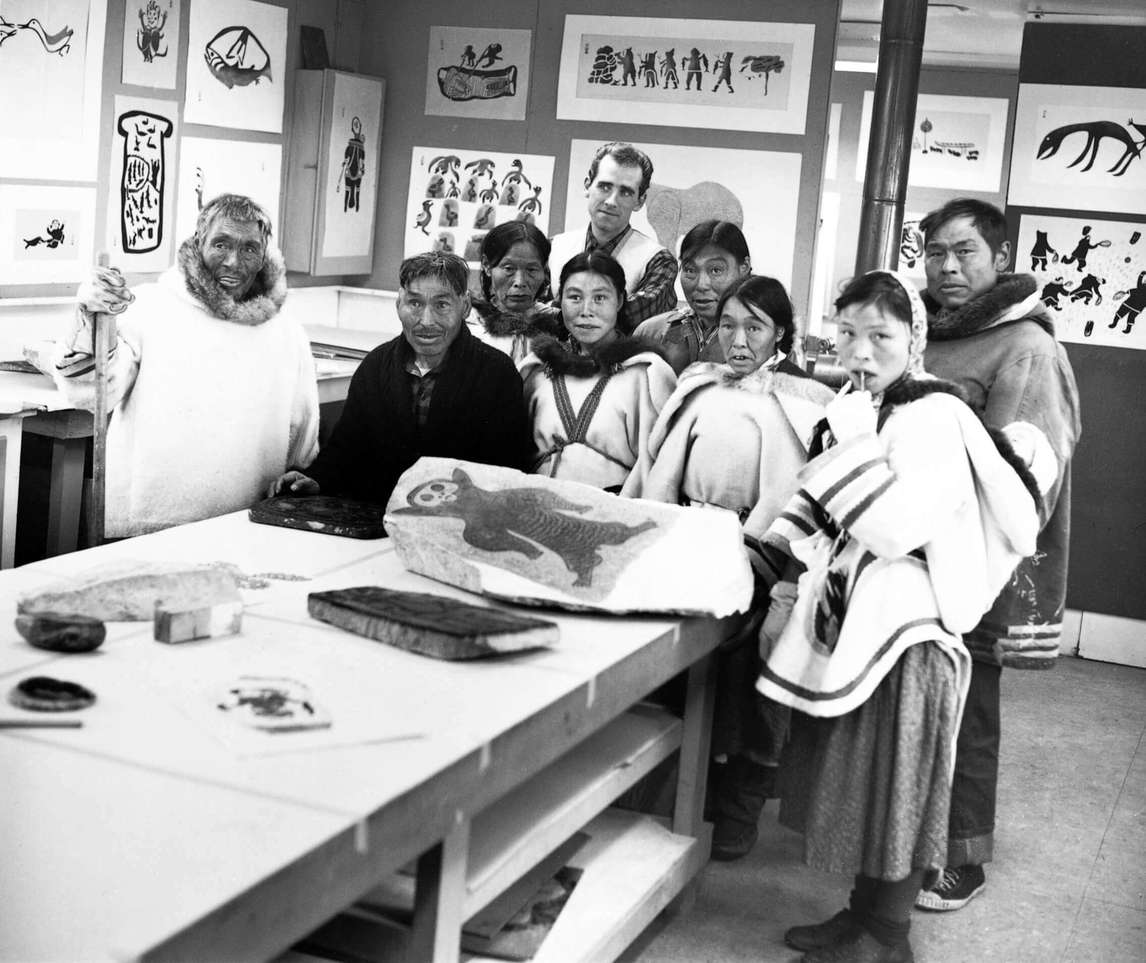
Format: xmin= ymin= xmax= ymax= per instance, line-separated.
xmin=284 ymin=69 xmax=385 ymax=276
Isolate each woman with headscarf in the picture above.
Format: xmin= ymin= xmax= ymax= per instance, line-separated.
xmin=757 ymin=271 xmax=1041 ymax=963
xmin=624 ymin=275 xmax=834 ymax=861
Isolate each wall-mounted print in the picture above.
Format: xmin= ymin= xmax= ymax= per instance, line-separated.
xmin=424 ymin=25 xmax=531 ymax=121
xmin=0 ymin=0 xmax=106 ymax=180
xmin=121 ymin=0 xmax=180 ymax=89
xmin=563 ymin=139 xmax=802 ymax=294
xmin=0 ymin=184 xmax=96 ymax=284
xmin=174 ymin=137 xmax=282 ymax=245
xmin=556 ymin=16 xmax=814 ymax=135
xmin=1009 ymin=84 xmax=1146 ymax=216
xmin=106 ymin=96 xmax=179 ymax=273
xmin=855 ymin=92 xmax=1009 ymax=193
xmin=183 ymin=0 xmax=288 ymax=133
xmin=897 ymin=210 xmax=929 ymax=286
xmin=404 ymin=146 xmax=555 ymax=269
xmin=1017 ymin=213 xmax=1146 ymax=351
xmin=321 ymin=72 xmax=385 ymax=261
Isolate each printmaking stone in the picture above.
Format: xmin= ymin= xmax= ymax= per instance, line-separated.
xmin=15 ymin=613 xmax=106 ymax=653
xmin=249 ymin=496 xmax=388 ymax=539
xmin=8 ymin=676 xmax=97 ymax=712
xmin=17 ymin=561 xmax=242 ymax=622
xmin=384 ymin=458 xmax=754 ymax=617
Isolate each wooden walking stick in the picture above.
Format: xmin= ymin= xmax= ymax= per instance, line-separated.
xmin=88 ymin=253 xmax=115 ymax=547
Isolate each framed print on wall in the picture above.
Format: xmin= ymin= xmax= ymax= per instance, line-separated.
xmin=1009 ymin=84 xmax=1146 ymax=216
xmin=556 ymin=15 xmax=814 ymax=135
xmin=424 ymin=25 xmax=531 ymax=121
xmin=0 ymin=185 xmax=97 ymax=285
xmin=0 ymin=0 xmax=107 ymax=180
xmin=855 ymin=92 xmax=1009 ymax=193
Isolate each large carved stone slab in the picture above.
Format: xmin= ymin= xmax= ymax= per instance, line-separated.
xmin=384 ymin=459 xmax=754 ymax=617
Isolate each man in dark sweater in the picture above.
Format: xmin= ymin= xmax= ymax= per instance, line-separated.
xmin=270 ymin=251 xmax=531 ymax=503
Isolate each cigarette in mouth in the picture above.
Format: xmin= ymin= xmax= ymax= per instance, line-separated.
xmin=859 ymin=372 xmax=866 ymax=391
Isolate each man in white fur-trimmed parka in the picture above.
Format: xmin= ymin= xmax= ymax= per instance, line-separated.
xmin=52 ymin=193 xmax=319 ymax=538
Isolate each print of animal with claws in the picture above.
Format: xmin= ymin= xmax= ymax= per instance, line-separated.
xmin=1036 ymin=120 xmax=1146 ymax=177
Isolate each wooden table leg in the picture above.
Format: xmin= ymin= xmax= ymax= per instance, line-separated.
xmin=408 ymin=817 xmax=470 ymax=963
xmin=45 ymin=435 xmax=86 ymax=557
xmin=0 ymin=418 xmax=28 ymax=569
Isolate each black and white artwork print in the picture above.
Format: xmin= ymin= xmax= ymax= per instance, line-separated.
xmin=425 ymin=25 xmax=532 ymax=121
xmin=1018 ymin=213 xmax=1146 ymax=351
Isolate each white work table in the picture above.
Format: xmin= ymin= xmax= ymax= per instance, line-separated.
xmin=0 ymin=511 xmax=734 ymax=961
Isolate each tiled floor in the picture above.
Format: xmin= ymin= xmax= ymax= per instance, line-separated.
xmin=623 ymin=655 xmax=1146 ymax=963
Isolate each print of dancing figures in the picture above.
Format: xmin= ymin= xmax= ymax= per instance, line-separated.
xmin=587 ymin=43 xmax=783 ymax=96
xmin=1018 ymin=214 xmax=1146 ymax=349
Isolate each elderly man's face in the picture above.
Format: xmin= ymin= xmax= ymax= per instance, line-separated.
xmin=398 ymin=275 xmax=470 ymax=369
xmin=200 ymin=215 xmax=266 ymax=300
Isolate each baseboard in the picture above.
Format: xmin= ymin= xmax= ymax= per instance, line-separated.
xmin=1076 ymin=610 xmax=1146 ymax=669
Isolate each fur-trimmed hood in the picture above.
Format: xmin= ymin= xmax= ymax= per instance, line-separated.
xmin=177 ymin=236 xmax=288 ymax=325
xmin=530 ymin=333 xmax=667 ymax=377
xmin=923 ymin=274 xmax=1053 ymax=341
xmin=470 ymin=298 xmax=563 ymax=339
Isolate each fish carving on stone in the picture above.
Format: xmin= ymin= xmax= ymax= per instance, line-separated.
xmin=204 ymin=26 xmax=273 ymax=89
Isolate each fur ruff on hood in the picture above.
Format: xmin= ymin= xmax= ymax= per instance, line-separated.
xmin=177 ymin=236 xmax=288 ymax=325
xmin=471 ymin=298 xmax=563 ymax=338
xmin=533 ymin=333 xmax=667 ymax=377
xmin=923 ymin=274 xmax=1051 ymax=341
xmin=683 ymin=360 xmax=835 ymax=406
xmin=809 ymin=374 xmax=1043 ymax=513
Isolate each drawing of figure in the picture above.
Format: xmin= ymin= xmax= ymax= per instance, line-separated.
xmin=194 ymin=166 xmax=204 ymax=210
xmin=711 ymin=51 xmax=734 ymax=93
xmin=1110 ymin=271 xmax=1146 ymax=334
xmin=1040 ymin=277 xmax=1073 ymax=310
xmin=500 ymin=159 xmax=532 ymax=194
xmin=433 ymin=231 xmax=455 ymax=254
xmin=461 ymin=177 xmax=480 ymax=203
xmin=640 ymin=51 xmax=658 ymax=87
xmin=1061 ymin=226 xmax=1109 ymax=273
xmin=1029 ymin=229 xmax=1059 ymax=271
xmin=118 ymin=109 xmax=174 ymax=253
xmin=899 ymin=224 xmax=923 ymax=269
xmin=684 ymin=48 xmax=708 ymax=91
xmin=439 ymin=199 xmax=459 ymax=228
xmin=501 ymin=182 xmax=520 ymax=206
xmin=1036 ymin=120 xmax=1146 ymax=177
xmin=23 ymin=220 xmax=66 ymax=249
xmin=475 ymin=43 xmax=502 ymax=68
xmin=588 ymin=45 xmax=618 ymax=85
xmin=394 ymin=468 xmax=658 ymax=588
xmin=517 ymin=186 xmax=544 ymax=224
xmin=460 ymin=44 xmax=476 ymax=67
xmin=428 ymin=154 xmax=461 ymax=179
xmin=1068 ymin=273 xmax=1104 ymax=306
xmin=414 ymin=200 xmax=433 ymax=235
xmin=136 ymin=0 xmax=168 ymax=63
xmin=479 ymin=185 xmax=499 ymax=204
xmin=465 ymin=157 xmax=497 ymax=178
xmin=473 ymin=204 xmax=496 ymax=230
xmin=660 ymin=48 xmax=679 ymax=89
xmin=338 ymin=116 xmax=365 ymax=212
xmin=426 ymin=173 xmax=447 ymax=199
xmin=617 ymin=47 xmax=637 ymax=87
xmin=739 ymin=54 xmax=785 ymax=95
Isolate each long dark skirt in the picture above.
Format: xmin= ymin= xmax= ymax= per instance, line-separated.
xmin=778 ymin=642 xmax=960 ymax=881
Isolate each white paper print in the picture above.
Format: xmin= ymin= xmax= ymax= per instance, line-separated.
xmin=856 ymin=92 xmax=1009 ymax=193
xmin=0 ymin=185 xmax=97 ymax=284
xmin=0 ymin=0 xmax=106 ymax=180
xmin=405 ymin=147 xmax=555 ymax=267
xmin=563 ymin=139 xmax=802 ymax=294
xmin=897 ymin=210 xmax=929 ymax=286
xmin=183 ymin=0 xmax=288 ymax=133
xmin=557 ymin=15 xmax=814 ymax=134
xmin=175 ymin=137 xmax=282 ymax=245
xmin=425 ymin=25 xmax=532 ymax=121
xmin=1009 ymin=84 xmax=1146 ymax=216
xmin=106 ymin=96 xmax=179 ymax=273
xmin=320 ymin=73 xmax=384 ymax=260
xmin=1017 ymin=213 xmax=1146 ymax=351
xmin=121 ymin=0 xmax=180 ymax=89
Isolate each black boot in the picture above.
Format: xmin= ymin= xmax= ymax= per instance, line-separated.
xmin=710 ymin=756 xmax=776 ymax=861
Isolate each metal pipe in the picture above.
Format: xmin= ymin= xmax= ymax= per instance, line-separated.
xmin=855 ymin=0 xmax=928 ymax=274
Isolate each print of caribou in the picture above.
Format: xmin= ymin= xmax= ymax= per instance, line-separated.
xmin=1036 ymin=119 xmax=1146 ymax=177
